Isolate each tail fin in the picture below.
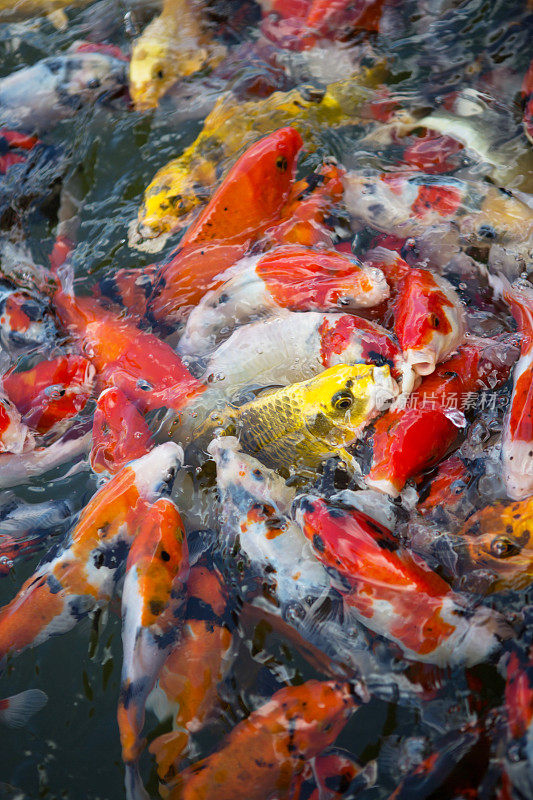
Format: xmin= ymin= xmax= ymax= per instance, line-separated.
xmin=0 ymin=689 xmax=47 ymax=727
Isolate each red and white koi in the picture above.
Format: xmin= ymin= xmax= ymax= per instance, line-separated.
xmin=0 ymin=443 xmax=183 ymax=661
xmin=3 ymin=355 xmax=95 ymax=435
xmin=178 ymin=246 xmax=389 ymax=357
xmin=195 ymin=310 xmax=408 ymax=399
xmin=502 ymin=283 xmax=533 ymax=500
xmin=90 ymin=388 xmax=152 ymax=476
xmin=295 ymin=495 xmax=511 ymax=666
xmin=118 ymin=496 xmax=189 ymax=800
xmin=0 ymin=287 xmax=55 ymax=351
xmin=366 ymin=339 xmax=517 ymax=497
xmin=343 ymin=171 xmax=533 ymax=271
xmin=393 ymin=268 xmax=465 ymax=391
xmin=166 ymin=681 xmax=363 ymax=800
xmin=148 ymin=559 xmax=234 ymax=782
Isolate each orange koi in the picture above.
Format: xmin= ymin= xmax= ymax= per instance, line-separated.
xmin=455 ymin=495 xmax=533 ymax=593
xmin=52 ymin=289 xmax=205 ymax=414
xmin=148 ymin=561 xmax=234 ymax=783
xmin=0 ymin=393 xmax=34 ymax=454
xmin=295 ymin=495 xmax=510 ymax=666
xmin=118 ymin=496 xmax=188 ymax=800
xmin=366 ymin=340 xmax=516 ymax=497
xmin=148 ymin=128 xmax=303 ymax=323
xmin=3 ymin=355 xmax=95 ymax=435
xmin=502 ymin=282 xmax=533 ymax=499
xmin=166 ymin=680 xmax=363 ymax=800
xmin=416 ymin=455 xmax=471 ymax=519
xmin=0 ymin=443 xmax=183 ymax=661
xmin=90 ymin=387 xmax=152 ymax=475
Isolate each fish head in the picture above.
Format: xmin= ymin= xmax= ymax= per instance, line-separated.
xmin=343 ymin=172 xmax=414 ymax=232
xmin=63 ymin=53 xmax=127 ymax=104
xmin=136 ymin=158 xmax=205 ymax=241
xmin=458 ymin=520 xmax=533 ymax=592
xmin=395 ymin=269 xmax=465 ymax=379
xmin=128 ymin=441 xmax=184 ymax=501
xmin=302 ymin=363 xmax=397 ymax=443
xmin=207 ymin=436 xmax=295 ymax=514
xmin=129 ymin=17 xmax=213 ymax=111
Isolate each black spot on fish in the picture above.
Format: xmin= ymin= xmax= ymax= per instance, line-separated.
xmin=367 ymin=350 xmax=392 ymax=368
xmin=160 ymin=550 xmax=170 ymax=562
xmin=46 ymin=574 xmax=63 ymax=594
xmin=313 ymin=534 xmax=325 ymax=553
xmin=150 ymin=599 xmax=164 ymax=616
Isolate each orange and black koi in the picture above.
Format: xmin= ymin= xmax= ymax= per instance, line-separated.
xmin=148 ymin=559 xmax=234 ymax=783
xmin=0 ymin=443 xmax=183 ymax=662
xmin=118 ymin=496 xmax=188 ymax=800
xmin=90 ymin=387 xmax=152 ymax=475
xmin=366 ymin=340 xmax=516 ymax=497
xmin=166 ymin=680 xmax=365 ymax=800
xmin=295 ymin=495 xmax=510 ymax=666
xmin=3 ymin=355 xmax=95 ymax=435
xmin=455 ymin=495 xmax=533 ymax=593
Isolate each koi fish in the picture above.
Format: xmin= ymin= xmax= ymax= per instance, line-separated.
xmin=0 ymin=442 xmax=183 ymax=661
xmin=178 ymin=246 xmax=389 ymax=357
xmin=52 ymin=289 xmax=206 ymax=414
xmin=135 ymin=125 xmax=301 ymax=250
xmin=295 ymin=495 xmax=511 ymax=666
xmin=504 ymin=647 xmax=533 ymax=798
xmin=0 ymin=394 xmax=34 ymax=454
xmin=3 ymin=355 xmax=95 ymax=435
xmin=0 ymin=287 xmax=55 ymax=351
xmin=148 ymin=559 xmax=234 ymax=782
xmin=133 ymin=69 xmax=385 ymax=245
xmin=366 ymin=340 xmax=517 ymax=497
xmin=129 ymin=0 xmax=226 ymax=111
xmin=293 ymin=749 xmax=377 ymax=800
xmin=455 ymin=495 xmax=533 ymax=592
xmin=0 ymin=50 xmax=126 ymax=133
xmin=0 ymin=428 xmax=91 ymax=490
xmin=118 ymin=496 xmax=189 ymax=800
xmin=266 ymin=161 xmax=345 ymax=249
xmin=209 ymin=435 xmax=328 ymax=605
xmin=194 ymin=311 xmax=408 ymax=400
xmin=0 ymin=493 xmax=76 ymax=574
xmin=260 ymin=0 xmax=385 ymax=50
xmin=166 ymin=680 xmax=363 ymax=800
xmin=502 ymin=283 xmax=533 ymax=500
xmin=343 ymin=171 xmax=533 ymax=273
xmin=192 ymin=363 xmax=397 ymax=473
xmin=0 ymin=689 xmax=47 ymax=727
xmin=416 ymin=455 xmax=472 ymax=522
xmin=90 ymin=388 xmax=153 ymax=475
xmin=393 ymin=268 xmax=465 ymax=390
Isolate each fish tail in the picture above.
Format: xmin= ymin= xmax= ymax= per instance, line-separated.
xmin=0 ymin=688 xmax=47 ymax=727
xmin=124 ymin=762 xmax=150 ymax=800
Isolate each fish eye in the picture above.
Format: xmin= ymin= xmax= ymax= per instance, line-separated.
xmin=87 ymin=78 xmax=101 ymax=89
xmin=276 ymin=156 xmax=288 ymax=171
xmin=431 ymin=314 xmax=441 ymax=328
xmin=155 ymin=68 xmax=164 ymax=80
xmin=332 ymin=390 xmax=354 ymax=411
xmin=490 ymin=537 xmax=521 ymax=558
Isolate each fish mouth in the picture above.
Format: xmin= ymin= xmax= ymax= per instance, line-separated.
xmin=127 ymin=219 xmax=169 ymax=253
